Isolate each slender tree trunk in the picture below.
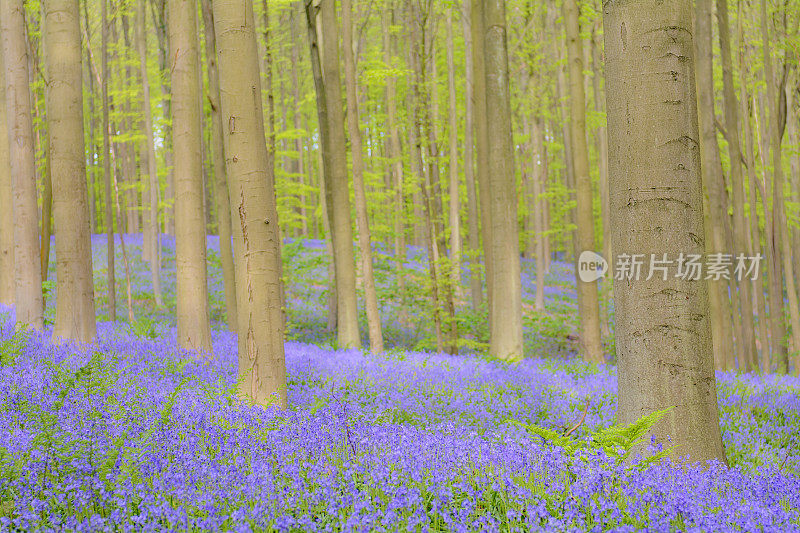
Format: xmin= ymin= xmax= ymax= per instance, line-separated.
xmin=604 ymin=0 xmax=727 ymax=463
xmin=409 ymin=4 xmax=445 ymax=353
xmin=760 ymin=0 xmax=793 ymax=373
xmin=533 ymin=114 xmax=546 ymax=311
xmin=471 ymin=0 xmax=492 ymax=319
xmin=341 ymin=0 xmax=383 ymax=353
xmin=716 ymin=0 xmax=756 ymax=371
xmin=461 ymin=0 xmax=483 ymax=311
xmin=136 ymin=0 xmax=163 ymax=308
xmin=289 ymin=10 xmax=307 ymax=237
xmin=564 ymin=0 xmax=603 ymax=364
xmin=44 ymin=0 xmax=96 ymax=342
xmin=39 ymin=133 xmax=52 ymax=284
xmin=483 ymin=0 xmax=523 ymax=361
xmin=738 ymin=23 xmax=770 ymax=369
xmin=591 ymin=24 xmax=612 ymax=338
xmin=200 ymin=0 xmax=237 ymax=331
xmin=695 ymin=0 xmax=735 ymax=371
xmin=309 ymin=0 xmax=361 ymax=349
xmin=446 ymin=6 xmax=462 ymax=302
xmin=213 ymin=0 xmax=288 ymax=407
xmin=2 ymin=0 xmax=44 ymax=330
xmin=101 ymin=0 xmax=115 ymax=321
xmin=382 ymin=2 xmax=410 ymax=326
xmin=168 ymin=0 xmax=212 ymax=352
xmin=0 ymin=55 xmax=12 ymax=305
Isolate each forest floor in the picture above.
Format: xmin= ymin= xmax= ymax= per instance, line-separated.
xmin=0 ymin=236 xmax=799 ymax=531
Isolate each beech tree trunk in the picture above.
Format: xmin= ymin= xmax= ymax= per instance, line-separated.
xmin=716 ymin=0 xmax=756 ymax=371
xmin=200 ymin=0 xmax=237 ymax=332
xmin=0 ymin=56 xmax=12 ymax=306
xmin=136 ymin=0 xmax=163 ymax=308
xmin=1 ymin=0 xmax=44 ymax=330
xmin=101 ymin=0 xmax=115 ymax=321
xmin=168 ymin=0 xmax=212 ymax=352
xmin=591 ymin=25 xmax=612 ymax=338
xmin=45 ymin=0 xmax=97 ymax=342
xmin=446 ymin=7 xmax=462 ymax=302
xmin=471 ymin=0 xmax=492 ymax=318
xmin=213 ymin=0 xmax=288 ymax=408
xmin=483 ymin=0 xmax=523 ymax=361
xmin=342 ymin=0 xmax=383 ymax=353
xmin=381 ymin=2 xmax=410 ymax=325
xmin=564 ymin=0 xmax=603 ymax=364
xmin=603 ymin=0 xmax=727 ymax=464
xmin=313 ymin=0 xmax=361 ymax=349
xmin=461 ymin=0 xmax=483 ymax=311
xmin=695 ymin=0 xmax=734 ymax=371
xmin=760 ymin=0 xmax=796 ymax=373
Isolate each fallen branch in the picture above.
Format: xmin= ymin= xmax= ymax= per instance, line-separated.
xmin=563 ymin=398 xmax=591 ymax=438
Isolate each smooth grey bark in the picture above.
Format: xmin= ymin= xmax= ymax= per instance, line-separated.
xmin=342 ymin=0 xmax=383 ymax=353
xmin=0 ymin=54 xmax=12 ymax=306
xmin=213 ymin=0 xmax=288 ymax=408
xmin=564 ymin=0 xmax=603 ymax=365
xmin=1 ymin=0 xmax=44 ymax=330
xmin=136 ymin=0 xmax=163 ymax=309
xmin=716 ymin=0 xmax=757 ymax=371
xmin=483 ymin=0 xmax=523 ymax=361
xmin=45 ymin=0 xmax=97 ymax=343
xmin=200 ymin=0 xmax=237 ymax=332
xmin=168 ymin=0 xmax=213 ymax=352
xmin=461 ymin=0 xmax=483 ymax=311
xmin=603 ymin=0 xmax=727 ymax=463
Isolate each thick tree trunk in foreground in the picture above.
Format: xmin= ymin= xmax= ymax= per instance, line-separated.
xmin=342 ymin=0 xmax=383 ymax=353
xmin=564 ymin=0 xmax=603 ymax=364
xmin=168 ymin=0 xmax=212 ymax=352
xmin=45 ymin=0 xmax=96 ymax=342
xmin=1 ymin=0 xmax=44 ymax=330
xmin=200 ymin=0 xmax=237 ymax=332
xmin=483 ymin=0 xmax=522 ymax=361
xmin=214 ymin=0 xmax=288 ymax=408
xmin=604 ymin=0 xmax=727 ymax=464
xmin=0 ymin=57 xmax=12 ymax=306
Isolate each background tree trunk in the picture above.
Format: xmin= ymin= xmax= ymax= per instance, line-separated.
xmin=45 ymin=0 xmax=96 ymax=342
xmin=461 ymin=0 xmax=483 ymax=312
xmin=101 ymin=0 xmax=116 ymax=321
xmin=317 ymin=0 xmax=361 ymax=349
xmin=200 ymin=0 xmax=237 ymax=332
xmin=1 ymin=0 xmax=44 ymax=330
xmin=137 ymin=0 xmax=163 ymax=309
xmin=564 ymin=0 xmax=603 ymax=364
xmin=483 ymin=0 xmax=523 ymax=361
xmin=716 ymin=0 xmax=756 ymax=371
xmin=168 ymin=0 xmax=212 ymax=352
xmin=695 ymin=0 xmax=735 ymax=371
xmin=0 ymin=54 xmax=13 ymax=306
xmin=341 ymin=0 xmax=383 ymax=354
